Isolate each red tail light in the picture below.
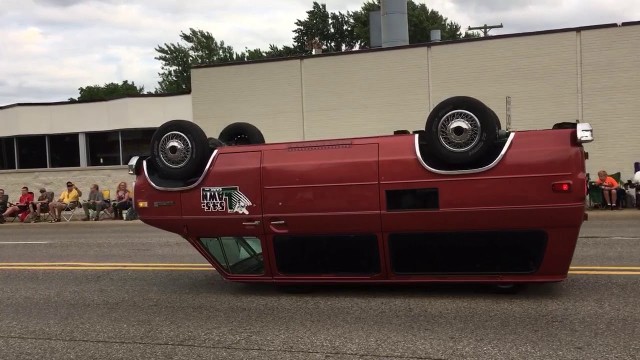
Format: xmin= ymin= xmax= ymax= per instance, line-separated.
xmin=552 ymin=182 xmax=572 ymax=193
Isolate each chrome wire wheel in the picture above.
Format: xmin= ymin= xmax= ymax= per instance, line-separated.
xmin=437 ymin=110 xmax=481 ymax=152
xmin=158 ymin=131 xmax=192 ymax=168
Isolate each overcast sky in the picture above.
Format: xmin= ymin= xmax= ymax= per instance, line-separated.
xmin=1 ymin=0 xmax=639 ymax=106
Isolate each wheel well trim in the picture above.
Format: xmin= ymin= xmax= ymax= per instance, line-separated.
xmin=414 ymin=132 xmax=516 ymax=175
xmin=142 ymin=149 xmax=219 ymax=191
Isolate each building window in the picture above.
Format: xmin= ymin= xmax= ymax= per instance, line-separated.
xmin=86 ymin=131 xmax=120 ymax=166
xmin=121 ymin=129 xmax=155 ymax=165
xmin=49 ymin=134 xmax=80 ymax=168
xmin=0 ymin=137 xmax=16 ymax=170
xmin=16 ymin=136 xmax=47 ymax=169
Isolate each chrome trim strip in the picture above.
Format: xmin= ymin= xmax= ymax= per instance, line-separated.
xmin=142 ymin=149 xmax=219 ymax=191
xmin=414 ymin=132 xmax=515 ymax=175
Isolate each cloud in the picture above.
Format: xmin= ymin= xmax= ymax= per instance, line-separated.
xmin=446 ymin=0 xmax=640 ymax=34
xmin=1 ymin=0 xmax=638 ymax=106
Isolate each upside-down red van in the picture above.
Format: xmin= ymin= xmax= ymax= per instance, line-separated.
xmin=127 ymin=96 xmax=594 ymax=289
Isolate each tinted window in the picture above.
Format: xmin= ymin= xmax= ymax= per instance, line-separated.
xmin=386 ymin=188 xmax=439 ymax=210
xmin=49 ymin=134 xmax=80 ymax=168
xmin=0 ymin=137 xmax=16 ymax=170
xmin=388 ymin=231 xmax=547 ymax=275
xmin=121 ymin=129 xmax=155 ymax=165
xmin=273 ymin=234 xmax=380 ymax=275
xmin=200 ymin=236 xmax=264 ymax=275
xmin=16 ymin=136 xmax=47 ymax=169
xmin=86 ymin=131 xmax=120 ymax=166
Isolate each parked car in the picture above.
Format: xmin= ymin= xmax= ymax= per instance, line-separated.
xmin=128 ymin=96 xmax=594 ymax=289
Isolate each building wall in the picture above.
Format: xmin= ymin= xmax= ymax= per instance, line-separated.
xmin=191 ymin=24 xmax=640 ymax=180
xmin=301 ymin=47 xmax=429 ymax=140
xmin=0 ymin=94 xmax=191 ymax=199
xmin=581 ymin=25 xmax=640 ymax=181
xmin=191 ymin=60 xmax=304 ymax=143
xmin=0 ymin=94 xmax=192 ymax=137
xmin=0 ymin=168 xmax=134 ymax=205
xmin=429 ymin=31 xmax=579 ymax=130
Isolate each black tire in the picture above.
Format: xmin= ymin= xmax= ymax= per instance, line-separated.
xmin=552 ymin=122 xmax=577 ymax=129
xmin=149 ymin=120 xmax=209 ymax=180
xmin=489 ymin=108 xmax=502 ymax=130
xmin=207 ymin=137 xmax=225 ymax=149
xmin=219 ymin=122 xmax=265 ymax=145
xmin=424 ymin=96 xmax=499 ymax=166
xmin=491 ymin=283 xmax=525 ymax=294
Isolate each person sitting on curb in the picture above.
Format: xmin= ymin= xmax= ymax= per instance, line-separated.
xmin=27 ymin=187 xmax=54 ymax=223
xmin=0 ymin=186 xmax=34 ymax=223
xmin=81 ymin=184 xmax=104 ymax=221
xmin=49 ymin=181 xmax=82 ymax=222
xmin=595 ymin=170 xmax=625 ymax=209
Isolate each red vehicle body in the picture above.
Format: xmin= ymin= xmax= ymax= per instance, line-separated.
xmin=128 ymin=97 xmax=594 ymax=287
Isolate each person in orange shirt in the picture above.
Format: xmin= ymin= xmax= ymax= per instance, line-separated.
xmin=595 ymin=170 xmax=623 ymax=209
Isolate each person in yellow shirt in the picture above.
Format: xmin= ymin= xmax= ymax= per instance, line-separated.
xmin=48 ymin=181 xmax=82 ymax=222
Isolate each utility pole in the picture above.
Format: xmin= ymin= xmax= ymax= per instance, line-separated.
xmin=468 ymin=23 xmax=503 ymax=36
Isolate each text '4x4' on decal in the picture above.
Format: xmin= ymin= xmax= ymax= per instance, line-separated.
xmin=201 ymin=187 xmax=252 ymax=215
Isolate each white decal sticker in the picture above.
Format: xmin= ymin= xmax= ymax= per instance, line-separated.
xmin=201 ymin=187 xmax=252 ymax=214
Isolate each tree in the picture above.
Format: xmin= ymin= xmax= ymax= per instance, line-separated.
xmin=292 ymin=2 xmax=357 ymax=54
xmin=154 ymin=28 xmax=307 ymax=93
xmin=154 ymin=28 xmax=246 ymax=93
xmin=151 ymin=1 xmax=477 ymax=92
xmin=69 ymin=80 xmax=144 ymax=102
xmin=349 ymin=0 xmax=480 ymax=49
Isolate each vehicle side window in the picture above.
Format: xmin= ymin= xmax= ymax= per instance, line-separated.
xmin=273 ymin=234 xmax=380 ymax=275
xmin=199 ymin=236 xmax=264 ymax=275
xmin=386 ymin=188 xmax=439 ymax=211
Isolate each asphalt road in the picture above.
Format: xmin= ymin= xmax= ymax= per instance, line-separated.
xmin=0 ymin=211 xmax=638 ymax=360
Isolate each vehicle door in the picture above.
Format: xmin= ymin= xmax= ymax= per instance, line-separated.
xmin=261 ymin=141 xmax=384 ymax=280
xmin=180 ymin=150 xmax=269 ymax=278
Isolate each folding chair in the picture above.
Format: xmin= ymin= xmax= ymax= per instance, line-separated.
xmin=99 ymin=190 xmax=113 ymax=220
xmin=0 ymin=195 xmax=10 ymax=222
xmin=5 ymin=194 xmax=32 ymax=223
xmin=60 ymin=201 xmax=81 ymax=222
xmin=38 ymin=191 xmax=55 ymax=222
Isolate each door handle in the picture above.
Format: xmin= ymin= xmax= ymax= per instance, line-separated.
xmin=242 ymin=220 xmax=261 ymax=226
xmin=270 ymin=220 xmax=286 ymax=225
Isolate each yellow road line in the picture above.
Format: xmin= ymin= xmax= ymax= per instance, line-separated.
xmin=0 ymin=263 xmax=638 ymax=275
xmin=570 ymin=266 xmax=640 ymax=270
xmin=0 ymin=266 xmax=214 ymax=271
xmin=569 ymin=271 xmax=640 ymax=275
xmin=0 ymin=262 xmax=210 ymax=267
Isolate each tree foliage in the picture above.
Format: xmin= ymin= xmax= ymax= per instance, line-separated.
xmin=69 ymin=80 xmax=144 ymax=102
xmin=151 ymin=1 xmax=478 ymax=93
xmin=292 ymin=2 xmax=357 ymax=54
xmin=154 ymin=28 xmax=244 ymax=94
xmin=153 ymin=28 xmax=301 ymax=93
xmin=350 ymin=0 xmax=479 ymax=48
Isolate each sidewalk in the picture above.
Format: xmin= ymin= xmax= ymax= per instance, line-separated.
xmin=586 ymin=206 xmax=640 ymax=220
xmin=0 ymin=213 xmax=142 ymax=225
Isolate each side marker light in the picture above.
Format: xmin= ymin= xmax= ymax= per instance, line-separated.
xmin=552 ymin=182 xmax=572 ymax=193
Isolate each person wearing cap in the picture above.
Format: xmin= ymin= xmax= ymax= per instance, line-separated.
xmin=48 ymin=181 xmax=82 ymax=222
xmin=27 ymin=187 xmax=54 ymax=223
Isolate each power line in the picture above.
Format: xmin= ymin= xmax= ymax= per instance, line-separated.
xmin=468 ymin=23 xmax=503 ymax=36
